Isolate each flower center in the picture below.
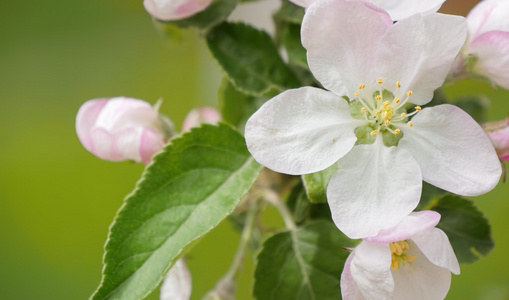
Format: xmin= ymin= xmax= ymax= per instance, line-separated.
xmin=389 ymin=240 xmax=417 ymax=270
xmin=352 ymin=79 xmax=421 ymax=145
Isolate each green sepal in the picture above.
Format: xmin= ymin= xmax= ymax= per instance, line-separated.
xmin=302 ymin=164 xmax=338 ymax=204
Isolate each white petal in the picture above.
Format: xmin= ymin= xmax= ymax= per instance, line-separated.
xmin=160 ymin=259 xmax=192 ymax=300
xmin=391 ymin=240 xmax=452 ymax=300
xmin=302 ymin=0 xmax=392 ymax=98
xmin=399 ymin=104 xmax=502 ymax=196
xmin=327 ymin=138 xmax=422 ymax=239
xmin=245 ymin=87 xmax=362 ymax=175
xmin=467 ymin=0 xmax=509 ymax=39
xmin=365 ymin=211 xmax=441 ymax=243
xmin=469 ymin=30 xmax=509 ymax=89
xmin=375 ymin=13 xmax=467 ymax=105
xmin=412 ymin=228 xmax=460 ymax=275
xmin=350 ymin=241 xmax=394 ymax=300
xmin=369 ymin=0 xmax=444 ymax=21
xmin=340 ymin=253 xmax=364 ymax=300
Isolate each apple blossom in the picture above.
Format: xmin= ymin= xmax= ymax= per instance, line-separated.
xmin=483 ymin=116 xmax=509 ymax=161
xmin=160 ymin=259 xmax=192 ymax=300
xmin=245 ymin=0 xmax=501 ymax=238
xmin=341 ymin=211 xmax=460 ymax=300
xmin=288 ymin=0 xmax=445 ymax=20
xmin=76 ymin=97 xmax=174 ymax=164
xmin=143 ymin=0 xmax=212 ymax=21
xmin=181 ymin=107 xmax=221 ymax=132
xmin=453 ymin=0 xmax=509 ymax=88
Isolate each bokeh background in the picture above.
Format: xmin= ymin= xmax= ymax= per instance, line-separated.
xmin=1 ymin=0 xmax=508 ymax=299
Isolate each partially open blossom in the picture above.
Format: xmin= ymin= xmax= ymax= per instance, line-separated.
xmin=454 ymin=0 xmax=509 ymax=88
xmin=76 ymin=97 xmax=174 ymax=164
xmin=245 ymin=0 xmax=501 ymax=238
xmin=143 ymin=0 xmax=212 ymax=21
xmin=160 ymin=259 xmax=192 ymax=300
xmin=341 ymin=211 xmax=460 ymax=300
xmin=483 ymin=116 xmax=509 ymax=161
xmin=181 ymin=107 xmax=221 ymax=132
xmin=288 ymin=0 xmax=445 ymax=20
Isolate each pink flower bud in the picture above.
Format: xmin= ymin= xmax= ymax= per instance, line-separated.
xmin=143 ymin=0 xmax=213 ymax=21
xmin=76 ymin=97 xmax=174 ymax=164
xmin=483 ymin=117 xmax=509 ymax=161
xmin=181 ymin=107 xmax=221 ymax=132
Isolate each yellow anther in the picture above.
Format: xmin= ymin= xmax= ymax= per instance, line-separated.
xmin=359 ymin=84 xmax=366 ymax=89
xmin=400 ymin=241 xmax=409 ymax=250
xmin=370 ymin=130 xmax=378 ymax=136
xmin=392 ymin=242 xmax=403 ymax=255
xmin=360 ymin=107 xmax=366 ymax=114
xmin=375 ymin=95 xmax=382 ymax=101
xmin=406 ymin=255 xmax=417 ymax=263
xmin=374 ymin=109 xmax=381 ymax=116
xmin=415 ymin=106 xmax=422 ymax=111
xmin=388 ymin=105 xmax=395 ymax=110
xmin=385 ymin=120 xmax=391 ymax=126
xmin=391 ymin=259 xmax=400 ymax=270
xmin=396 ymin=81 xmax=401 ymax=88
xmin=354 ymin=91 xmax=359 ymax=97
xmin=407 ymin=90 xmax=413 ymax=96
xmin=394 ymin=129 xmax=401 ymax=134
xmin=394 ymin=97 xmax=400 ymax=104
xmin=382 ymin=111 xmax=387 ymax=119
xmin=377 ymin=78 xmax=383 ymax=84
xmin=382 ymin=100 xmax=390 ymax=107
xmin=401 ymin=113 xmax=406 ymax=118
xmin=408 ymin=121 xmax=413 ymax=127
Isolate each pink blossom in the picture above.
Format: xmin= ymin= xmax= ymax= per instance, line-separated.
xmin=76 ymin=97 xmax=174 ymax=164
xmin=483 ymin=117 xmax=509 ymax=161
xmin=181 ymin=107 xmax=221 ymax=132
xmin=143 ymin=0 xmax=213 ymax=21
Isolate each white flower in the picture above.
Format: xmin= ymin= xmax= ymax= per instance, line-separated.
xmin=288 ymin=0 xmax=445 ymax=20
xmin=76 ymin=97 xmax=174 ymax=164
xmin=341 ymin=211 xmax=460 ymax=300
xmin=460 ymin=0 xmax=509 ymax=88
xmin=144 ymin=0 xmax=212 ymax=21
xmin=245 ymin=0 xmax=501 ymax=238
xmin=160 ymin=259 xmax=192 ymax=300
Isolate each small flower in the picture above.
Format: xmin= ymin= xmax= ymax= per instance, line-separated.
xmin=341 ymin=211 xmax=460 ymax=300
xmin=160 ymin=259 xmax=192 ymax=300
xmin=455 ymin=0 xmax=509 ymax=88
xmin=181 ymin=107 xmax=221 ymax=132
xmin=143 ymin=0 xmax=212 ymax=21
xmin=76 ymin=97 xmax=174 ymax=164
xmin=245 ymin=0 xmax=501 ymax=238
xmin=483 ymin=116 xmax=509 ymax=161
xmin=288 ymin=0 xmax=445 ymax=20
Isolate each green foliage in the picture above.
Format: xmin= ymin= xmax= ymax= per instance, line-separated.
xmin=302 ymin=164 xmax=338 ymax=204
xmin=431 ymin=195 xmax=494 ymax=264
xmin=451 ymin=96 xmax=489 ymax=123
xmin=282 ymin=23 xmax=307 ymax=68
xmin=274 ymin=0 xmax=305 ymax=24
xmin=92 ymin=124 xmax=262 ymax=300
xmin=253 ymin=221 xmax=356 ymax=300
xmin=158 ymin=0 xmax=237 ymax=30
xmin=206 ymin=22 xmax=300 ymax=96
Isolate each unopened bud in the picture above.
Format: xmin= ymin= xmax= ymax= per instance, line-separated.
xmin=483 ymin=117 xmax=509 ymax=161
xmin=144 ymin=0 xmax=213 ymax=21
xmin=181 ymin=107 xmax=222 ymax=132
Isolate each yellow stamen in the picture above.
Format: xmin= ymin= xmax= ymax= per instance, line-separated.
xmin=385 ymin=120 xmax=391 ymax=126
xmin=371 ymin=130 xmax=378 ymax=136
xmin=394 ymin=97 xmax=400 ymax=104
xmin=359 ymin=84 xmax=365 ymax=89
xmin=415 ymin=106 xmax=421 ymax=111
xmin=396 ymin=81 xmax=401 ymax=88
xmin=407 ymin=90 xmax=413 ymax=96
xmin=361 ymin=107 xmax=366 ymax=114
xmin=377 ymin=78 xmax=383 ymax=84
xmin=382 ymin=100 xmax=390 ymax=107
xmin=374 ymin=109 xmax=381 ymax=116
xmin=401 ymin=113 xmax=406 ymax=118
xmin=391 ymin=259 xmax=400 ymax=270
xmin=408 ymin=121 xmax=413 ymax=127
xmin=354 ymin=91 xmax=359 ymax=97
xmin=394 ymin=129 xmax=401 ymax=134
xmin=406 ymin=255 xmax=417 ymax=263
xmin=375 ymin=95 xmax=382 ymax=101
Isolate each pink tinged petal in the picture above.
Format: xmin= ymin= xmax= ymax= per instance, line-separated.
xmin=340 ymin=253 xmax=364 ymax=300
xmin=484 ymin=117 xmax=509 ymax=160
xmin=391 ymin=240 xmax=452 ymax=300
xmin=469 ymin=30 xmax=509 ymax=89
xmin=350 ymin=242 xmax=394 ymax=300
xmin=160 ymin=259 xmax=192 ymax=300
xmin=365 ymin=211 xmax=441 ymax=243
xmin=467 ymin=0 xmax=509 ymax=39
xmin=244 ymin=87 xmax=363 ymax=175
xmin=76 ymin=98 xmax=109 ymax=153
xmin=376 ymin=13 xmax=467 ymax=106
xmin=96 ymin=97 xmax=159 ymax=131
xmin=181 ymin=107 xmax=221 ymax=132
xmin=114 ymin=128 xmax=144 ymax=163
xmin=89 ymin=128 xmax=121 ymax=161
xmin=139 ymin=128 xmax=165 ymax=164
xmin=412 ymin=228 xmax=460 ymax=275
xmin=143 ymin=0 xmax=213 ymax=21
xmin=302 ymin=0 xmax=392 ymax=99
xmin=327 ymin=139 xmax=422 ymax=239
xmin=399 ymin=104 xmax=502 ymax=196
xmin=368 ymin=0 xmax=445 ymax=20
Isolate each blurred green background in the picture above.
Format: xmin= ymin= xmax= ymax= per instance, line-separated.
xmin=1 ymin=0 xmax=508 ymax=299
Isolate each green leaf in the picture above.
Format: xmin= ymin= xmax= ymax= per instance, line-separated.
xmin=430 ymin=195 xmax=494 ymax=264
xmin=274 ymin=0 xmax=305 ymax=24
xmin=254 ymin=221 xmax=356 ymax=300
xmin=451 ymin=96 xmax=489 ymax=123
xmin=156 ymin=0 xmax=237 ymax=30
xmin=281 ymin=23 xmax=308 ymax=68
xmin=302 ymin=164 xmax=338 ymax=204
xmin=206 ymin=22 xmax=300 ymax=96
xmin=92 ymin=123 xmax=262 ymax=300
